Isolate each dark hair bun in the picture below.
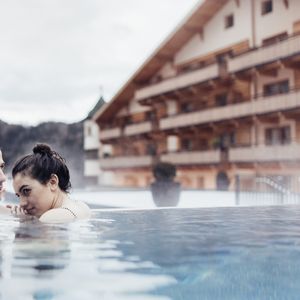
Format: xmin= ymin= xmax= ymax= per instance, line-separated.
xmin=33 ymin=143 xmax=52 ymax=156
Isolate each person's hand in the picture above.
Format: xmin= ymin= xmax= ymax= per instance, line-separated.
xmin=6 ymin=205 xmax=28 ymax=217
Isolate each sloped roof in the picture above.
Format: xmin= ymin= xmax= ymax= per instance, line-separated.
xmin=86 ymin=96 xmax=106 ymax=120
xmin=94 ymin=0 xmax=229 ymax=123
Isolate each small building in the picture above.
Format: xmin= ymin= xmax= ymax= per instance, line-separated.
xmin=92 ymin=0 xmax=300 ymax=189
xmin=84 ymin=96 xmax=115 ymax=186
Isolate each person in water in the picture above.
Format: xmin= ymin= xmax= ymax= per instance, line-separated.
xmin=0 ymin=149 xmax=6 ymax=200
xmin=10 ymin=143 xmax=90 ymax=223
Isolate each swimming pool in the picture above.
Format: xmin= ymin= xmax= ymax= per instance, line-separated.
xmin=1 ymin=205 xmax=300 ymax=299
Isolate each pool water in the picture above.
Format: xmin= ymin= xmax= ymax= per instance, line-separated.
xmin=1 ymin=205 xmax=300 ymax=299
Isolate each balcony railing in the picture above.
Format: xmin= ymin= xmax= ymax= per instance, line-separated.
xmin=100 ymin=155 xmax=154 ymax=169
xmin=228 ymin=34 xmax=300 ymax=73
xmin=229 ymin=144 xmax=300 ymax=162
xmin=123 ymin=121 xmax=152 ymax=136
xmin=161 ymin=150 xmax=221 ymax=165
xmin=100 ymin=127 xmax=122 ymax=140
xmin=160 ymin=89 xmax=300 ymax=130
xmin=134 ymin=63 xmax=219 ymax=101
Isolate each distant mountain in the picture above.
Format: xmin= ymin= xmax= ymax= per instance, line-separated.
xmin=0 ymin=119 xmax=84 ymax=188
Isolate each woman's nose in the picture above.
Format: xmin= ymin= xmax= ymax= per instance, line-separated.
xmin=19 ymin=197 xmax=28 ymax=207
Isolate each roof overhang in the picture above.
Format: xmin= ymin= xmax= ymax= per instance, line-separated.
xmin=94 ymin=0 xmax=229 ymax=123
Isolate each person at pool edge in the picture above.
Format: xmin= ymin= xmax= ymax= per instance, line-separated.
xmin=10 ymin=143 xmax=91 ymax=222
xmin=0 ymin=148 xmax=6 ymax=201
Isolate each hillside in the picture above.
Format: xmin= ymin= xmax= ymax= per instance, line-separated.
xmin=0 ymin=120 xmax=84 ymax=188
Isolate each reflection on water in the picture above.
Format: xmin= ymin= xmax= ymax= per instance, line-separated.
xmin=0 ymin=213 xmax=174 ymax=300
xmin=1 ymin=205 xmax=300 ymax=299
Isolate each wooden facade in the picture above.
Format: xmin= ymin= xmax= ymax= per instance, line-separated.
xmin=93 ymin=0 xmax=300 ymax=189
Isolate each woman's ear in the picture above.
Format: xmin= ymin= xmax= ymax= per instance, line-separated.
xmin=48 ymin=174 xmax=59 ymax=191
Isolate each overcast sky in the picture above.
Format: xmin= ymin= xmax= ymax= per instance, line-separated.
xmin=0 ymin=0 xmax=200 ymax=125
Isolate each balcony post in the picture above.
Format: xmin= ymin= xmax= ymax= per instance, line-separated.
xmin=235 ymin=174 xmax=240 ymax=205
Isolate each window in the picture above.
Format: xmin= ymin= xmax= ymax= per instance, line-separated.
xmin=199 ymin=139 xmax=208 ymax=150
xmin=262 ymin=0 xmax=273 ymax=15
xmin=219 ymin=132 xmax=236 ymax=149
xmin=263 ymin=80 xmax=289 ymax=96
xmin=225 ymin=14 xmax=234 ymax=29
xmin=182 ymin=139 xmax=194 ymax=151
xmin=87 ymin=126 xmax=92 ymax=136
xmin=181 ymin=102 xmax=194 ymax=113
xmin=146 ymin=143 xmax=157 ymax=156
xmin=265 ymin=126 xmax=291 ymax=145
xmin=215 ymin=93 xmax=227 ymax=106
xmin=124 ymin=116 xmax=132 ymax=125
xmin=145 ymin=111 xmax=156 ymax=121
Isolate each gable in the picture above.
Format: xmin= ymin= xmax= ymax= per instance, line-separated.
xmin=94 ymin=0 xmax=229 ymax=123
xmin=174 ymin=0 xmax=252 ymax=66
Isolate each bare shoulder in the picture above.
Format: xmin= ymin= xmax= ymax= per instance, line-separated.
xmin=39 ymin=208 xmax=76 ymax=223
xmin=63 ymin=199 xmax=91 ymax=219
xmin=74 ymin=200 xmax=91 ymax=218
xmin=39 ymin=200 xmax=91 ymax=223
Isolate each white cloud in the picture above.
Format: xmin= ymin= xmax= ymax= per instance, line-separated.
xmin=0 ymin=0 xmax=200 ymax=125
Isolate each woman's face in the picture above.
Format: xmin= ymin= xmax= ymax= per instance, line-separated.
xmin=13 ymin=173 xmax=55 ymax=217
xmin=0 ymin=151 xmax=6 ymax=193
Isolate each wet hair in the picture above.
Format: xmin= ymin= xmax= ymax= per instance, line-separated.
xmin=12 ymin=143 xmax=71 ymax=192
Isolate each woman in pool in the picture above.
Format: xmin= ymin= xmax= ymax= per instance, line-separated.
xmin=0 ymin=149 xmax=7 ymax=200
xmin=10 ymin=143 xmax=90 ymax=223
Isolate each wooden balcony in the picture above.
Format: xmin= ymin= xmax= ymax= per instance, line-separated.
xmin=229 ymin=144 xmax=300 ymax=162
xmin=228 ymin=35 xmax=300 ymax=73
xmin=124 ymin=121 xmax=152 ymax=136
xmin=100 ymin=127 xmax=121 ymax=140
xmin=134 ymin=63 xmax=219 ymax=101
xmin=160 ymin=90 xmax=300 ymax=130
xmin=100 ymin=155 xmax=154 ymax=169
xmin=161 ymin=150 xmax=221 ymax=165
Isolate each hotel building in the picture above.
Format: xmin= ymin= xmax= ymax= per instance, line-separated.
xmin=92 ymin=0 xmax=300 ymax=189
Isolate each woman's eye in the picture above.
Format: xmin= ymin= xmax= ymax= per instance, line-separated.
xmin=22 ymin=189 xmax=31 ymax=196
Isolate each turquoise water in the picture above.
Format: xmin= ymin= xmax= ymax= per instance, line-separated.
xmin=1 ymin=205 xmax=300 ymax=299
